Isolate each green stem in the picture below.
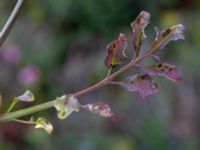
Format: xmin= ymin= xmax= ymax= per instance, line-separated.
xmin=12 ymin=119 xmax=35 ymax=125
xmin=0 ymin=101 xmax=54 ymax=122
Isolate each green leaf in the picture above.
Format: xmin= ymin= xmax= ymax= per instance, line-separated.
xmin=131 ymin=10 xmax=150 ymax=58
xmin=35 ymin=117 xmax=53 ymax=134
xmin=54 ymin=95 xmax=80 ymax=120
xmin=15 ymin=90 xmax=35 ymax=102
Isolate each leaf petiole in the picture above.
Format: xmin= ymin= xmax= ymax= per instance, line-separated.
xmin=106 ymin=68 xmax=112 ymax=78
xmin=6 ymin=98 xmax=20 ymax=113
xmin=12 ymin=118 xmax=35 ymax=125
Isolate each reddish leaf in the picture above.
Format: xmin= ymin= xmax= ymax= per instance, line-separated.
xmin=145 ymin=63 xmax=181 ymax=83
xmin=121 ymin=74 xmax=159 ymax=98
xmin=83 ymin=102 xmax=114 ymax=118
xmin=131 ymin=11 xmax=150 ymax=58
xmin=104 ymin=33 xmax=128 ymax=68
xmin=149 ymin=24 xmax=185 ymax=52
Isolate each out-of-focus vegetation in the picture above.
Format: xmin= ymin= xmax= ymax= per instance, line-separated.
xmin=0 ymin=0 xmax=200 ymax=150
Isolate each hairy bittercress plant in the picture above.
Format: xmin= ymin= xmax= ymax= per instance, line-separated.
xmin=0 ymin=7 xmax=185 ymax=134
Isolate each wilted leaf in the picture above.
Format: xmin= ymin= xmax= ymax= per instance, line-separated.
xmin=104 ymin=33 xmax=128 ymax=68
xmin=145 ymin=63 xmax=181 ymax=83
xmin=54 ymin=95 xmax=80 ymax=120
xmin=35 ymin=117 xmax=53 ymax=134
xmin=149 ymin=24 xmax=185 ymax=52
xmin=15 ymin=90 xmax=34 ymax=102
xmin=131 ymin=11 xmax=150 ymax=58
xmin=121 ymin=74 xmax=159 ymax=98
xmin=83 ymin=102 xmax=114 ymax=118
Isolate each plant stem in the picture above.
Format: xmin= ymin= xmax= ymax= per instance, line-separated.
xmin=0 ymin=101 xmax=54 ymax=122
xmin=12 ymin=119 xmax=35 ymax=125
xmin=73 ymin=59 xmax=137 ymax=98
xmin=0 ymin=52 xmax=148 ymax=123
xmin=0 ymin=0 xmax=25 ymax=46
xmin=0 ymin=1 xmax=157 ymax=123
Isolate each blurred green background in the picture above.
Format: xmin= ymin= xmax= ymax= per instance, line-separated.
xmin=0 ymin=0 xmax=200 ymax=150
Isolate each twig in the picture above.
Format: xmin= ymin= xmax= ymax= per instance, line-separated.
xmin=0 ymin=52 xmax=148 ymax=123
xmin=0 ymin=9 xmax=184 ymax=123
xmin=0 ymin=0 xmax=25 ymax=47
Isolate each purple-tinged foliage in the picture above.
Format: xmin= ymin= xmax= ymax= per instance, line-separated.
xmin=131 ymin=11 xmax=150 ymax=58
xmin=145 ymin=63 xmax=181 ymax=83
xmin=104 ymin=33 xmax=128 ymax=68
xmin=82 ymin=102 xmax=114 ymax=118
xmin=149 ymin=24 xmax=185 ymax=52
xmin=0 ymin=10 xmax=185 ymax=134
xmin=121 ymin=74 xmax=159 ymax=98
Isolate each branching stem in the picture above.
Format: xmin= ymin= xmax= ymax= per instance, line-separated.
xmin=0 ymin=52 xmax=150 ymax=123
xmin=0 ymin=5 xmax=161 ymax=123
